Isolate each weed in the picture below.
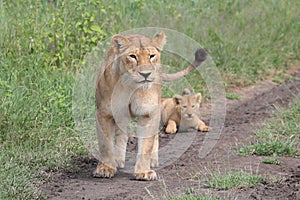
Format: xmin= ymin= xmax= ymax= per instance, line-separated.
xmin=226 ymin=93 xmax=241 ymax=100
xmin=172 ymin=195 xmax=223 ymax=200
xmin=261 ymin=157 xmax=281 ymax=165
xmin=205 ymin=171 xmax=264 ymax=190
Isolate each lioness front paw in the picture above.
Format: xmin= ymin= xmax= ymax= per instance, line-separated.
xmin=93 ymin=163 xmax=116 ymax=178
xmin=199 ymin=125 xmax=211 ymax=132
xmin=165 ymin=124 xmax=177 ymax=134
xmin=135 ymin=170 xmax=157 ymax=181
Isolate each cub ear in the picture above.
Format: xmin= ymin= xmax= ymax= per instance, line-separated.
xmin=182 ymin=88 xmax=191 ymax=96
xmin=195 ymin=93 xmax=202 ymax=104
xmin=152 ymin=32 xmax=166 ymax=51
xmin=173 ymin=95 xmax=182 ymax=105
xmin=111 ymin=34 xmax=130 ymax=53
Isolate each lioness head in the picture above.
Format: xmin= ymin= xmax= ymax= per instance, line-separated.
xmin=111 ymin=32 xmax=166 ymax=90
xmin=174 ymin=92 xmax=202 ymax=120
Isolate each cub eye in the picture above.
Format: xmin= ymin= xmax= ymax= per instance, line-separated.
xmin=149 ymin=54 xmax=155 ymax=60
xmin=192 ymin=105 xmax=195 ymax=108
xmin=129 ymin=54 xmax=137 ymax=60
xmin=182 ymin=105 xmax=187 ymax=109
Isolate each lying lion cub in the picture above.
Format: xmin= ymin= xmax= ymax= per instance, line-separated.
xmin=161 ymin=88 xmax=210 ymax=134
xmin=94 ymin=32 xmax=207 ymax=181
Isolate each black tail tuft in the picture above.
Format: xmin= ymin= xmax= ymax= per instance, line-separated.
xmin=194 ymin=48 xmax=208 ymax=62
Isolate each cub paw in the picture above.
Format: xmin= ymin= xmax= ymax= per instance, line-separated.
xmin=165 ymin=124 xmax=177 ymax=134
xmin=135 ymin=170 xmax=157 ymax=181
xmin=199 ymin=125 xmax=211 ymax=132
xmin=93 ymin=163 xmax=116 ymax=178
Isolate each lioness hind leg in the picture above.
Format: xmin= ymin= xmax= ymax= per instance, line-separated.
xmin=114 ymin=127 xmax=128 ymax=168
xmin=197 ymin=118 xmax=210 ymax=132
xmin=165 ymin=120 xmax=177 ymax=134
xmin=150 ymin=134 xmax=159 ymax=168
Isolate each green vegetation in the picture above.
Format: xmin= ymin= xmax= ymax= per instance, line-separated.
xmin=0 ymin=0 xmax=299 ymax=199
xmin=272 ymin=72 xmax=292 ymax=84
xmin=239 ymin=102 xmax=300 ymax=157
xmin=226 ymin=93 xmax=241 ymax=100
xmin=172 ymin=195 xmax=223 ymax=200
xmin=0 ymin=66 xmax=86 ymax=199
xmin=170 ymin=188 xmax=223 ymax=200
xmin=261 ymin=157 xmax=281 ymax=165
xmin=205 ymin=171 xmax=264 ymax=190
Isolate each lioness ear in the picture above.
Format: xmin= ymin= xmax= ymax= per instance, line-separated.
xmin=111 ymin=34 xmax=130 ymax=53
xmin=195 ymin=93 xmax=202 ymax=104
xmin=152 ymin=32 xmax=166 ymax=51
xmin=173 ymin=95 xmax=182 ymax=105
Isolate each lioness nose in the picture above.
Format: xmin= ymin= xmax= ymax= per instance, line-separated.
xmin=139 ymin=71 xmax=151 ymax=79
xmin=187 ymin=114 xmax=192 ymax=118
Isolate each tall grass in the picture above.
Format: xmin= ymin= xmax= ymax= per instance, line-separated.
xmin=0 ymin=65 xmax=84 ymax=199
xmin=0 ymin=0 xmax=299 ymax=199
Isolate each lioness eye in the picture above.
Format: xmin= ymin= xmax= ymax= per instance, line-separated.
xmin=192 ymin=105 xmax=195 ymax=108
xmin=182 ymin=105 xmax=187 ymax=109
xmin=129 ymin=54 xmax=137 ymax=60
xmin=149 ymin=54 xmax=155 ymax=60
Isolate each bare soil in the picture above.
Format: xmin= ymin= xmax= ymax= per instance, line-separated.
xmin=41 ymin=71 xmax=300 ymax=200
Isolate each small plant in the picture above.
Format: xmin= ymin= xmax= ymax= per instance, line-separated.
xmin=272 ymin=72 xmax=291 ymax=84
xmin=226 ymin=93 xmax=241 ymax=100
xmin=261 ymin=157 xmax=281 ymax=165
xmin=239 ymin=102 xmax=300 ymax=157
xmin=205 ymin=171 xmax=264 ymax=190
xmin=172 ymin=194 xmax=223 ymax=200
xmin=239 ymin=140 xmax=298 ymax=156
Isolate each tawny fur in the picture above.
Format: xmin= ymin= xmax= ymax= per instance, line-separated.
xmin=161 ymin=89 xmax=210 ymax=134
xmin=94 ymin=32 xmax=207 ymax=181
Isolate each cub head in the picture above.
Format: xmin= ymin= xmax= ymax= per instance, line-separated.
xmin=111 ymin=32 xmax=166 ymax=90
xmin=173 ymin=92 xmax=202 ymax=120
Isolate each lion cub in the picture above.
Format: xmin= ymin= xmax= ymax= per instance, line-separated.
xmin=161 ymin=88 xmax=210 ymax=134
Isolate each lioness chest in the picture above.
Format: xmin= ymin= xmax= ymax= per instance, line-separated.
xmin=129 ymin=87 xmax=161 ymax=117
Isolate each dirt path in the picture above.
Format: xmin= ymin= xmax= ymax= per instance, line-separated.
xmin=42 ymin=71 xmax=300 ymax=200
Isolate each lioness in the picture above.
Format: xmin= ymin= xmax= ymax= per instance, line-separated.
xmin=94 ymin=32 xmax=207 ymax=180
xmin=161 ymin=88 xmax=210 ymax=134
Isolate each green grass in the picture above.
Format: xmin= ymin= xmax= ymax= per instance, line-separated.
xmin=172 ymin=195 xmax=222 ymax=200
xmin=271 ymin=72 xmax=293 ymax=84
xmin=169 ymin=188 xmax=223 ymax=200
xmin=239 ymin=102 xmax=300 ymax=157
xmin=205 ymin=171 xmax=264 ymax=190
xmin=261 ymin=157 xmax=281 ymax=165
xmin=0 ymin=65 xmax=86 ymax=199
xmin=0 ymin=0 xmax=299 ymax=199
xmin=226 ymin=93 xmax=241 ymax=100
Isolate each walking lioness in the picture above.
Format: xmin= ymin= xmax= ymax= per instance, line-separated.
xmin=94 ymin=32 xmax=207 ymax=180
